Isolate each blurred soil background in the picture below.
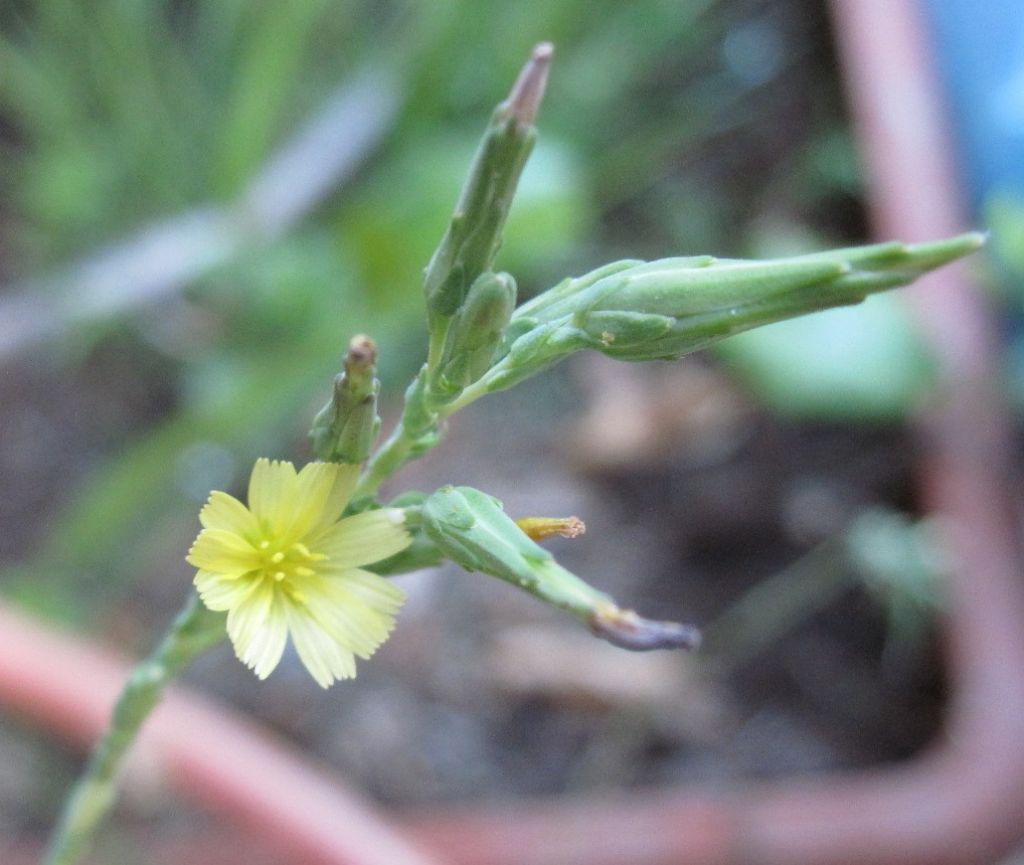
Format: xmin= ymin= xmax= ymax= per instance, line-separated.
xmin=1 ymin=0 xmax=1017 ymax=857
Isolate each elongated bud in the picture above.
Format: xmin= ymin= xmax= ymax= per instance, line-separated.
xmin=435 ymin=271 xmax=517 ymax=397
xmin=422 ymin=485 xmax=699 ymax=650
xmin=503 ymin=233 xmax=986 ymax=367
xmin=309 ymin=335 xmax=381 ymax=463
xmin=423 ymin=44 xmax=551 ymax=321
xmin=452 ymin=233 xmax=984 ymax=403
xmin=580 ymin=234 xmax=986 ymax=361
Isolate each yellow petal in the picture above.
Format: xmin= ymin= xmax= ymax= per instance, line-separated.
xmin=286 ymin=601 xmax=357 ymax=687
xmin=240 ymin=594 xmax=289 ymax=679
xmin=248 ymin=458 xmax=298 ymax=536
xmin=187 ymin=529 xmax=261 ymax=575
xmin=286 ymin=462 xmax=353 ymax=540
xmin=314 ymin=509 xmax=411 ymax=569
xmin=194 ymin=570 xmax=253 ymax=611
xmin=199 ymin=491 xmax=259 ymax=539
xmin=304 ymin=571 xmax=401 ymax=658
xmin=340 ymin=568 xmax=406 ymax=616
xmin=306 ymin=462 xmax=361 ymax=536
xmin=226 ymin=583 xmax=275 ymax=660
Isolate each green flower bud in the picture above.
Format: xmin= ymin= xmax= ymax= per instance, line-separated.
xmin=435 ymin=271 xmax=517 ymax=396
xmin=577 ymin=234 xmax=986 ymax=361
xmin=423 ymin=46 xmax=550 ymax=320
xmin=309 ymin=335 xmax=381 ymax=463
xmin=421 ymin=485 xmax=700 ymax=650
xmin=506 ymin=233 xmax=985 ymax=365
xmin=446 ymin=233 xmax=983 ymax=404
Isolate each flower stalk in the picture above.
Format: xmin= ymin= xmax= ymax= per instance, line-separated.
xmin=42 ymin=594 xmax=225 ymax=865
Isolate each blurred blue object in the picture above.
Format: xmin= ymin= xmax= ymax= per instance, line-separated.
xmin=926 ymin=0 xmax=1024 ymax=403
xmin=924 ymin=0 xmax=1024 ymax=205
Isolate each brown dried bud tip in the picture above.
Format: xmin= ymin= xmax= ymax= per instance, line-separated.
xmin=515 ymin=515 xmax=586 ymax=542
xmin=505 ymin=42 xmax=553 ymax=127
xmin=346 ymin=334 xmax=377 ymax=370
xmin=590 ymin=605 xmax=701 ymax=652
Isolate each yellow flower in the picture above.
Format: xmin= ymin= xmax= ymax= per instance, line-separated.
xmin=187 ymin=458 xmax=411 ymax=687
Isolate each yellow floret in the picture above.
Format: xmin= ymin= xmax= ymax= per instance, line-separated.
xmin=187 ymin=459 xmax=411 ymax=687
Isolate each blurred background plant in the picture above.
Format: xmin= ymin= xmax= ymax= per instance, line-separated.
xmin=0 ymin=0 xmax=1011 ymax=857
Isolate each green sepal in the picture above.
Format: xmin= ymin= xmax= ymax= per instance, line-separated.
xmin=574 ymin=309 xmax=676 ymax=347
xmin=368 ymin=494 xmax=447 ymax=576
xmin=513 ymin=258 xmax=642 ymax=322
xmin=481 ymin=321 xmax=580 ymax=393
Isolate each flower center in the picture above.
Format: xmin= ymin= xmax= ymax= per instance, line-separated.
xmin=257 ymin=539 xmax=327 ymax=594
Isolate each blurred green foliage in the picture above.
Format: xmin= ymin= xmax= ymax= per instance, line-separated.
xmin=704 ymin=507 xmax=946 ymax=670
xmin=717 ymin=295 xmax=936 ymax=421
xmin=0 ymin=0 xmax=379 ymax=260
xmin=0 ymin=0 xmax=882 ymax=624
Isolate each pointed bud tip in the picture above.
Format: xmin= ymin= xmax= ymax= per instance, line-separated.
xmin=506 ymin=42 xmax=554 ymax=127
xmin=904 ymin=230 xmax=987 ymax=259
xmin=532 ymin=41 xmax=554 ymax=62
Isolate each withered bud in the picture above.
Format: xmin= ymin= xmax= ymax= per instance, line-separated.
xmin=345 ymin=334 xmax=377 ymax=372
xmin=590 ymin=604 xmax=701 ymax=652
xmin=515 ymin=516 xmax=586 ymax=542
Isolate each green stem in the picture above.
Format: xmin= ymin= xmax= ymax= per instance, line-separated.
xmin=354 ymin=418 xmax=419 ymax=499
xmin=43 ymin=593 xmax=225 ymax=865
xmin=436 ymin=376 xmax=491 ymax=416
xmin=355 ymin=370 xmax=498 ymax=500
